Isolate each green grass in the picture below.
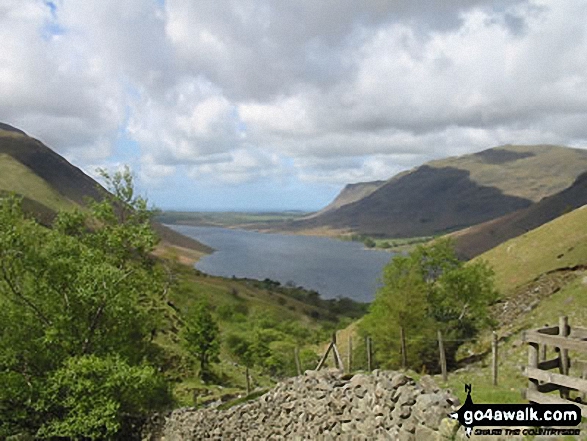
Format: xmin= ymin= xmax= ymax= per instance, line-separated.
xmin=474 ymin=205 xmax=587 ymax=295
xmin=0 ymin=153 xmax=75 ymax=212
xmin=430 ymin=144 xmax=587 ymax=202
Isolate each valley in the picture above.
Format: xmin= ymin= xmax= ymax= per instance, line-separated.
xmin=2 ymin=122 xmax=587 ymax=439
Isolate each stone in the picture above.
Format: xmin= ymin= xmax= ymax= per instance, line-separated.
xmin=398 ymin=427 xmax=416 ymax=441
xmin=391 ymin=373 xmax=410 ymax=389
xmin=415 ymin=425 xmax=440 ymax=441
xmin=160 ymin=369 xmax=466 ymax=440
xmin=437 ymin=417 xmax=459 ymax=439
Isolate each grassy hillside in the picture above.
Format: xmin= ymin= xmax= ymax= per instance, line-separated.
xmin=473 ymin=204 xmax=587 ymax=295
xmin=0 ymin=124 xmax=211 ymax=255
xmin=0 ymin=153 xmax=75 ymax=213
xmin=430 ymin=144 xmax=587 ymax=202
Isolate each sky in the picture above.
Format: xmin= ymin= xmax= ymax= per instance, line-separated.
xmin=2 ymin=0 xmax=587 ymax=211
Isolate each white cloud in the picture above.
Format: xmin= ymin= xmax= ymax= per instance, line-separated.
xmin=1 ymin=0 xmax=587 ymax=201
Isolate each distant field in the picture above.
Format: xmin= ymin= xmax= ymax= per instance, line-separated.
xmin=156 ymin=210 xmax=310 ymax=227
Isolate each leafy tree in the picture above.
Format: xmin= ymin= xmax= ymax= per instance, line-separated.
xmin=0 ymin=167 xmax=172 ymax=439
xmin=183 ymin=301 xmax=220 ymax=379
xmin=360 ymin=239 xmax=498 ymax=371
xmin=36 ymin=355 xmax=169 ymax=440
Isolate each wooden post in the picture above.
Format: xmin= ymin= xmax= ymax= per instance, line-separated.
xmin=332 ymin=332 xmax=340 ymax=369
xmin=366 ymin=336 xmax=372 ymax=372
xmin=245 ymin=366 xmax=251 ymax=395
xmin=316 ymin=341 xmax=334 ymax=370
xmin=400 ymin=327 xmax=407 ymax=370
xmin=438 ymin=330 xmax=448 ymax=382
xmin=347 ymin=335 xmax=352 ymax=373
xmin=559 ymin=316 xmax=570 ymax=399
xmin=294 ymin=346 xmax=302 ymax=376
xmin=332 ymin=342 xmax=345 ymax=372
xmin=540 ymin=324 xmax=548 ymax=361
xmin=492 ymin=331 xmax=498 ymax=386
xmin=528 ymin=341 xmax=539 ymax=392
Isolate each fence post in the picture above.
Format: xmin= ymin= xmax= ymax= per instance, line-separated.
xmin=528 ymin=341 xmax=539 ymax=392
xmin=400 ymin=327 xmax=407 ymax=370
xmin=366 ymin=336 xmax=372 ymax=372
xmin=438 ymin=330 xmax=448 ymax=382
xmin=347 ymin=335 xmax=352 ymax=373
xmin=559 ymin=316 xmax=569 ymax=399
xmin=245 ymin=366 xmax=251 ymax=395
xmin=332 ymin=332 xmax=338 ymax=369
xmin=295 ymin=346 xmax=302 ymax=376
xmin=492 ymin=331 xmax=498 ymax=386
xmin=540 ymin=324 xmax=548 ymax=361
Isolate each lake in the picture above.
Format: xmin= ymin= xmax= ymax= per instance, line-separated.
xmin=168 ymin=225 xmax=395 ymax=302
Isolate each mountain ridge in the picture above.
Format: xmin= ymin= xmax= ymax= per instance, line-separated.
xmin=286 ymin=144 xmax=587 ymax=238
xmin=0 ymin=123 xmax=212 ymax=255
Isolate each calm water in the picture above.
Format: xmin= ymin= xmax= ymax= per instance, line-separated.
xmin=168 ymin=225 xmax=395 ymax=302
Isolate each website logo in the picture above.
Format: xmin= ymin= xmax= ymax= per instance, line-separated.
xmin=449 ymin=384 xmax=582 ymax=438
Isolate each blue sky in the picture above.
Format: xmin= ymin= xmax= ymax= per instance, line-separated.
xmin=2 ymin=0 xmax=587 ymax=210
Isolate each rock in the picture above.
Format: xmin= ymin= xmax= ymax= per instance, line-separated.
xmin=415 ymin=425 xmax=440 ymax=441
xmin=159 ymin=369 xmax=464 ymax=440
xmin=391 ymin=373 xmax=410 ymax=389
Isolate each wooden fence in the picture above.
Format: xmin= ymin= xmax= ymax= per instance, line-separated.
xmin=522 ymin=316 xmax=587 ymax=413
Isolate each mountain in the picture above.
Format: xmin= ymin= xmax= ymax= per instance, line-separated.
xmin=306 ymin=180 xmax=386 ymax=218
xmin=288 ymin=145 xmax=587 ymax=237
xmin=0 ymin=122 xmax=211 ymax=254
xmin=452 ymin=171 xmax=587 ymax=259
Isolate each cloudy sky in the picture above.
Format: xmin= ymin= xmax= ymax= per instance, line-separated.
xmin=2 ymin=0 xmax=587 ymax=210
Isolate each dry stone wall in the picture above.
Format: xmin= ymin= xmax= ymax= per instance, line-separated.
xmin=158 ymin=369 xmax=466 ymax=441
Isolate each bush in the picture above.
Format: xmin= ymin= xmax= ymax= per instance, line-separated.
xmin=37 ymin=355 xmax=171 ymax=440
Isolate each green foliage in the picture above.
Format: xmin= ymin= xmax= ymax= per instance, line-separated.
xmin=360 ymin=239 xmax=498 ymax=371
xmin=0 ymin=168 xmax=171 ymax=439
xmin=363 ymin=237 xmax=376 ymax=248
xmin=36 ymin=355 xmax=170 ymax=440
xmin=183 ymin=301 xmax=220 ymax=379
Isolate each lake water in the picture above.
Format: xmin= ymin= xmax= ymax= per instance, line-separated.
xmin=168 ymin=225 xmax=395 ymax=302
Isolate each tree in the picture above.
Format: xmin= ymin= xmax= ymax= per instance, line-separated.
xmin=360 ymin=239 xmax=498 ymax=371
xmin=183 ymin=301 xmax=220 ymax=380
xmin=0 ymin=168 xmax=172 ymax=439
xmin=363 ymin=237 xmax=376 ymax=248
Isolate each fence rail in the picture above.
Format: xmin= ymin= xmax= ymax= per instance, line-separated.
xmin=522 ymin=316 xmax=587 ymax=410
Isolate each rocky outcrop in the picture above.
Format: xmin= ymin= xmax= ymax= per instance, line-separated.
xmin=157 ymin=369 xmax=463 ymax=440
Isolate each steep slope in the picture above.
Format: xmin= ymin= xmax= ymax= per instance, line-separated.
xmin=0 ymin=123 xmax=211 ymax=254
xmin=452 ymin=172 xmax=587 ymax=259
xmin=473 ymin=203 xmax=587 ymax=295
xmin=289 ymin=145 xmax=587 ymax=237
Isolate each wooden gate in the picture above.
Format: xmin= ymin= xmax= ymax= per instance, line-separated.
xmin=522 ymin=316 xmax=587 ymax=413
